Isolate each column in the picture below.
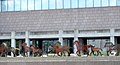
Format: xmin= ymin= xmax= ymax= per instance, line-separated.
xmin=110 ymin=28 xmax=115 ymax=44
xmin=25 ymin=31 xmax=29 ymax=47
xmin=59 ymin=30 xmax=63 ymax=46
xmin=74 ymin=29 xmax=78 ymax=41
xmin=11 ymin=31 xmax=16 ymax=48
xmin=11 ymin=31 xmax=16 ymax=57
xmin=25 ymin=31 xmax=30 ymax=56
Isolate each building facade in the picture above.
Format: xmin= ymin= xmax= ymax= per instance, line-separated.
xmin=0 ymin=0 xmax=120 ymax=53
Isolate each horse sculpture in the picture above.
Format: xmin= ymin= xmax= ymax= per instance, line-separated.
xmin=0 ymin=42 xmax=16 ymax=57
xmin=20 ymin=42 xmax=31 ymax=57
xmin=74 ymin=41 xmax=90 ymax=56
xmin=104 ymin=42 xmax=115 ymax=56
xmin=52 ymin=42 xmax=70 ymax=56
xmin=30 ymin=45 xmax=42 ymax=57
xmin=89 ymin=44 xmax=103 ymax=56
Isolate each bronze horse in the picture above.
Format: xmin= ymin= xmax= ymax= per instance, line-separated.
xmin=52 ymin=42 xmax=70 ymax=56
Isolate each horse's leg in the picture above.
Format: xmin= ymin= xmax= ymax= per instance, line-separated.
xmin=76 ymin=50 xmax=81 ymax=56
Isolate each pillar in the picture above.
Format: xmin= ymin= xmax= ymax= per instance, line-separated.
xmin=59 ymin=30 xmax=63 ymax=46
xmin=25 ymin=31 xmax=30 ymax=56
xmin=11 ymin=31 xmax=16 ymax=57
xmin=74 ymin=29 xmax=78 ymax=41
xmin=110 ymin=28 xmax=115 ymax=44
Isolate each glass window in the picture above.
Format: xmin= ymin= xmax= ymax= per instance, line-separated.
xmin=110 ymin=0 xmax=116 ymax=6
xmin=64 ymin=0 xmax=70 ymax=8
xmin=0 ymin=1 xmax=1 ymax=12
xmin=28 ymin=0 xmax=34 ymax=10
xmin=79 ymin=0 xmax=85 ymax=8
xmin=117 ymin=0 xmax=120 ymax=6
xmin=21 ymin=0 xmax=27 ymax=11
xmin=42 ymin=0 xmax=48 ymax=10
xmin=8 ymin=0 xmax=14 ymax=11
xmin=86 ymin=0 xmax=93 ymax=7
xmin=15 ymin=0 xmax=20 ymax=11
xmin=94 ymin=0 xmax=101 ymax=7
xmin=49 ymin=0 xmax=55 ymax=9
xmin=56 ymin=0 xmax=63 ymax=9
xmin=1 ymin=0 xmax=7 ymax=12
xmin=71 ymin=0 xmax=78 ymax=8
xmin=35 ymin=0 xmax=42 ymax=10
xmin=102 ymin=0 xmax=108 ymax=6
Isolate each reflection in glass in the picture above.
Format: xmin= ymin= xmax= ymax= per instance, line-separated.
xmin=0 ymin=1 xmax=1 ymax=12
xmin=79 ymin=0 xmax=85 ymax=8
xmin=49 ymin=0 xmax=55 ymax=9
xmin=42 ymin=0 xmax=48 ymax=10
xmin=94 ymin=0 xmax=101 ymax=7
xmin=35 ymin=0 xmax=42 ymax=10
xmin=71 ymin=0 xmax=78 ymax=8
xmin=15 ymin=0 xmax=20 ymax=11
xmin=1 ymin=0 xmax=7 ymax=11
xmin=102 ymin=0 xmax=108 ymax=6
xmin=110 ymin=0 xmax=116 ymax=6
xmin=56 ymin=0 xmax=63 ymax=9
xmin=117 ymin=0 xmax=120 ymax=6
xmin=28 ymin=0 xmax=34 ymax=10
xmin=86 ymin=0 xmax=93 ymax=7
xmin=21 ymin=0 xmax=27 ymax=11
xmin=8 ymin=0 xmax=14 ymax=11
xmin=64 ymin=0 xmax=70 ymax=8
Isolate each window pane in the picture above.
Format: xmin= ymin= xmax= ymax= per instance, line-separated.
xmin=21 ymin=0 xmax=27 ymax=11
xmin=35 ymin=0 xmax=42 ymax=10
xmin=28 ymin=0 xmax=34 ymax=10
xmin=79 ymin=0 xmax=85 ymax=8
xmin=42 ymin=0 xmax=48 ymax=10
xmin=94 ymin=0 xmax=101 ymax=7
xmin=8 ymin=0 xmax=14 ymax=11
xmin=49 ymin=0 xmax=55 ymax=9
xmin=1 ymin=0 xmax=7 ymax=11
xmin=15 ymin=0 xmax=20 ymax=11
xmin=102 ymin=0 xmax=108 ymax=6
xmin=0 ymin=1 xmax=1 ymax=12
xmin=64 ymin=0 xmax=70 ymax=8
xmin=117 ymin=0 xmax=120 ymax=6
xmin=110 ymin=0 xmax=116 ymax=6
xmin=57 ymin=0 xmax=63 ymax=9
xmin=71 ymin=0 xmax=78 ymax=8
xmin=86 ymin=0 xmax=93 ymax=7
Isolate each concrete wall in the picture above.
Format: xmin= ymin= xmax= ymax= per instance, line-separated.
xmin=0 ymin=7 xmax=120 ymax=32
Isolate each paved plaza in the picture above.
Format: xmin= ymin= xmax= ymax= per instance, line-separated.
xmin=0 ymin=56 xmax=120 ymax=65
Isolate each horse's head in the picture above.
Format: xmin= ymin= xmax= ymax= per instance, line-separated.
xmin=21 ymin=42 xmax=27 ymax=46
xmin=1 ymin=42 xmax=8 ymax=48
xmin=51 ymin=45 xmax=58 ymax=49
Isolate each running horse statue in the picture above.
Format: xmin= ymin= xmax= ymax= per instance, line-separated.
xmin=52 ymin=41 xmax=71 ymax=56
xmin=74 ymin=41 xmax=90 ymax=56
xmin=89 ymin=44 xmax=103 ymax=56
xmin=30 ymin=45 xmax=42 ymax=57
xmin=0 ymin=42 xmax=16 ymax=57
xmin=20 ymin=42 xmax=31 ymax=57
